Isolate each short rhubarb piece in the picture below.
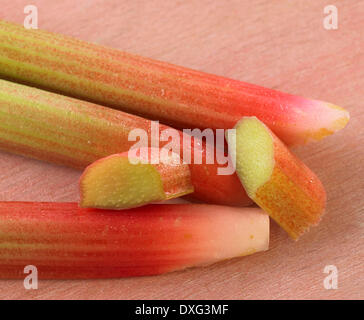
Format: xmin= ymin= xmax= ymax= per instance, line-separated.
xmin=0 ymin=20 xmax=349 ymax=145
xmin=80 ymin=148 xmax=194 ymax=209
xmin=227 ymin=117 xmax=327 ymax=239
xmin=0 ymin=202 xmax=269 ymax=279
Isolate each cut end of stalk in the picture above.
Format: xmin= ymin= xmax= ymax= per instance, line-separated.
xmin=229 ymin=117 xmax=275 ymax=198
xmin=80 ymin=155 xmax=165 ymax=209
xmin=229 ymin=117 xmax=326 ymax=240
xmin=303 ymin=101 xmax=350 ymax=143
xmin=79 ymin=150 xmax=193 ymax=210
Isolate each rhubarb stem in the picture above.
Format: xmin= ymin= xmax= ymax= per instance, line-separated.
xmin=0 ymin=20 xmax=349 ymax=145
xmin=0 ymin=202 xmax=269 ymax=279
xmin=0 ymin=79 xmax=251 ymax=206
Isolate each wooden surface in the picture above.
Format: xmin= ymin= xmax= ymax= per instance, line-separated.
xmin=0 ymin=0 xmax=363 ymax=300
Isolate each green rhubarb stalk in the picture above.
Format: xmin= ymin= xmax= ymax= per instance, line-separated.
xmin=0 ymin=79 xmax=251 ymax=206
xmin=79 ymin=148 xmax=194 ymax=209
xmin=0 ymin=20 xmax=349 ymax=145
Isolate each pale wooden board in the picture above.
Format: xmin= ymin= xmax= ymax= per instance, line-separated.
xmin=0 ymin=0 xmax=363 ymax=299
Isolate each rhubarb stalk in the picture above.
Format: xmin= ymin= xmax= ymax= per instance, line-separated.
xmin=227 ymin=117 xmax=327 ymax=239
xmin=0 ymin=79 xmax=251 ymax=206
xmin=80 ymin=148 xmax=194 ymax=209
xmin=0 ymin=202 xmax=269 ymax=279
xmin=0 ymin=20 xmax=349 ymax=145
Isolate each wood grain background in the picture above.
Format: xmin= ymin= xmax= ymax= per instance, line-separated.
xmin=0 ymin=0 xmax=363 ymax=300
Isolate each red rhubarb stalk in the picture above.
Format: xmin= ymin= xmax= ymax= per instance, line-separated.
xmin=0 ymin=202 xmax=269 ymax=279
xmin=0 ymin=79 xmax=250 ymax=206
xmin=0 ymin=20 xmax=349 ymax=145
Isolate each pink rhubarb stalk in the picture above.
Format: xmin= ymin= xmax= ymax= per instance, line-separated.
xmin=0 ymin=202 xmax=269 ymax=279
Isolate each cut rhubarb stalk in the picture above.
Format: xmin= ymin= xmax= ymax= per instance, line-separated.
xmin=0 ymin=20 xmax=349 ymax=145
xmin=0 ymin=202 xmax=269 ymax=279
xmin=0 ymin=79 xmax=251 ymax=206
xmin=227 ymin=117 xmax=326 ymax=239
xmin=80 ymin=148 xmax=194 ymax=209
